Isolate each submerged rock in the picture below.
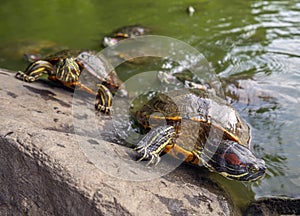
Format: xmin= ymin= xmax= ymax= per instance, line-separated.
xmin=245 ymin=197 xmax=300 ymax=216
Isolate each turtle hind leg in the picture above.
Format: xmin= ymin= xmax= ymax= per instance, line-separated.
xmin=135 ymin=125 xmax=176 ymax=166
xmin=16 ymin=60 xmax=54 ymax=82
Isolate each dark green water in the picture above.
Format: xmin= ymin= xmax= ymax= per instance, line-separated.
xmin=0 ymin=0 xmax=299 ymax=211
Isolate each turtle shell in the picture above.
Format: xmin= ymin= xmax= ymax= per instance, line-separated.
xmin=136 ymin=90 xmax=251 ymax=152
xmin=44 ymin=49 xmax=122 ymax=92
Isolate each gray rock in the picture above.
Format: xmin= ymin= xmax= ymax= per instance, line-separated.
xmin=245 ymin=197 xmax=300 ymax=216
xmin=0 ymin=69 xmax=237 ymax=215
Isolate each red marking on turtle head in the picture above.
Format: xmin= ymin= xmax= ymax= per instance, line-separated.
xmin=223 ymin=153 xmax=245 ymax=166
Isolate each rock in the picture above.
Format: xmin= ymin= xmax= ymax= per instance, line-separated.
xmin=0 ymin=69 xmax=237 ymax=215
xmin=245 ymin=197 xmax=300 ymax=216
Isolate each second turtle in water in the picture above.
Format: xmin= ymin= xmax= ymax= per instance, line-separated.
xmin=102 ymin=25 xmax=149 ymax=47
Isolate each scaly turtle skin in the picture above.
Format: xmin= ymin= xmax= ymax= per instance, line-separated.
xmin=16 ymin=49 xmax=123 ymax=114
xmin=135 ymin=90 xmax=266 ymax=182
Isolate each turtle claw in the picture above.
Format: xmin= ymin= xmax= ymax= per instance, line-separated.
xmin=135 ymin=146 xmax=149 ymax=161
xmin=135 ymin=145 xmax=161 ymax=166
xmin=16 ymin=71 xmax=37 ymax=82
xmin=147 ymin=154 xmax=161 ymax=166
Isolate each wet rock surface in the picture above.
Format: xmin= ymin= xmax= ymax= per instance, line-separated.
xmin=245 ymin=197 xmax=300 ymax=216
xmin=0 ymin=69 xmax=237 ymax=215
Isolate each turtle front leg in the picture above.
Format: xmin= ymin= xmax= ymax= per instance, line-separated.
xmin=16 ymin=60 xmax=54 ymax=82
xmin=95 ymin=84 xmax=113 ymax=114
xmin=135 ymin=125 xmax=176 ymax=166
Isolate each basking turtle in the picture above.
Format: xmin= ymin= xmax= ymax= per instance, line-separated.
xmin=134 ymin=90 xmax=266 ymax=181
xmin=16 ymin=49 xmax=123 ymax=114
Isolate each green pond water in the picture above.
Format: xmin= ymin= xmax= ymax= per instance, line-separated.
xmin=1 ymin=0 xmax=300 ymax=212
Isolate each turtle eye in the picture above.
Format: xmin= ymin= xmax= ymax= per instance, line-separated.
xmin=249 ymin=165 xmax=259 ymax=173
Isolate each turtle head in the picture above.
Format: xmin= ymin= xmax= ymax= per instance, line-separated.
xmin=56 ymin=58 xmax=81 ymax=82
xmin=203 ymin=140 xmax=266 ymax=182
xmin=102 ymin=37 xmax=119 ymax=47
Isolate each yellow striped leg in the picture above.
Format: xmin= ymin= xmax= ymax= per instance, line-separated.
xmin=95 ymin=84 xmax=113 ymax=114
xmin=15 ymin=60 xmax=54 ymax=82
xmin=135 ymin=125 xmax=176 ymax=166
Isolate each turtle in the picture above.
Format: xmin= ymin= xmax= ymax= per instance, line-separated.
xmin=15 ymin=49 xmax=124 ymax=114
xmin=102 ymin=25 xmax=164 ymax=66
xmin=133 ymin=89 xmax=266 ymax=182
xmin=102 ymin=25 xmax=150 ymax=48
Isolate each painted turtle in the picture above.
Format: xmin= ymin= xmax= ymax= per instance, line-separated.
xmin=16 ymin=49 xmax=123 ymax=114
xmin=102 ymin=25 xmax=150 ymax=47
xmin=134 ymin=89 xmax=266 ymax=181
